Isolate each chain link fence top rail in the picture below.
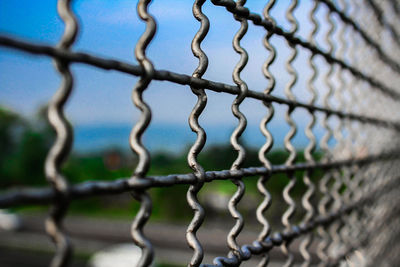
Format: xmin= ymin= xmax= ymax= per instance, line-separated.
xmin=1 ymin=0 xmax=400 ymax=266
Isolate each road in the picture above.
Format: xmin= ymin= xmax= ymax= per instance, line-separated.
xmin=0 ymin=213 xmax=316 ymax=266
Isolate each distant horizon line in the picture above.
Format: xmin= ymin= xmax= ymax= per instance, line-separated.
xmin=72 ymin=123 xmax=320 ymax=153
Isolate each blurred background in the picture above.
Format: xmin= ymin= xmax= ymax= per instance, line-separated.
xmin=0 ymin=0 xmax=361 ymax=266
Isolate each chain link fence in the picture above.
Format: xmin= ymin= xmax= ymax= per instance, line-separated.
xmin=1 ymin=0 xmax=400 ymax=266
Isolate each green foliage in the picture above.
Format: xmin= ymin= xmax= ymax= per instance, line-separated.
xmin=0 ymin=107 xmax=52 ymax=186
xmin=0 ymin=107 xmax=22 ymax=157
xmin=1 ymin=106 xmax=324 ymax=222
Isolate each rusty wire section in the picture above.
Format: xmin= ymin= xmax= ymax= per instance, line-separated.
xmin=1 ymin=0 xmax=400 ymax=266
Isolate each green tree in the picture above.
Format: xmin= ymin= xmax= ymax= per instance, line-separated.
xmin=0 ymin=105 xmax=53 ymax=186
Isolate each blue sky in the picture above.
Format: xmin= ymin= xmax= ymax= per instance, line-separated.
xmin=0 ymin=0 xmax=338 ymax=151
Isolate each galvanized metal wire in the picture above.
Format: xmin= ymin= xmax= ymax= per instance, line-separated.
xmin=0 ymin=0 xmax=399 ymax=266
xmin=256 ymin=1 xmax=276 ymax=265
xmin=186 ymin=1 xmax=209 ymax=265
xmin=128 ymin=1 xmax=157 ymax=266
xmin=44 ymin=1 xmax=77 ymax=266
xmin=225 ymin=0 xmax=248 ymax=261
xmin=298 ymin=2 xmax=318 ymax=266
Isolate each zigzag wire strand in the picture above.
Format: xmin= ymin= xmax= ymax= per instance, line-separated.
xmin=328 ymin=0 xmax=350 ymax=257
xmin=2 ymin=32 xmax=400 ymax=132
xmin=316 ymin=176 xmax=333 ymax=262
xmin=327 ymin=8 xmax=347 ymax=260
xmin=208 ymin=0 xmax=400 ymax=103
xmin=327 ymin=170 xmax=343 ymax=257
xmin=299 ymin=2 xmax=319 ymax=266
xmin=44 ymin=0 xmax=77 ymax=266
xmin=344 ymin=0 xmax=364 ymax=250
xmin=226 ymin=0 xmax=248 ymax=262
xmin=317 ymin=0 xmax=400 ymax=76
xmin=317 ymin=7 xmax=336 ymax=265
xmin=208 ymin=169 xmax=400 ymax=267
xmin=338 ymin=5 xmax=358 ymax=247
xmin=256 ymin=0 xmax=276 ymax=266
xmin=186 ymin=0 xmax=209 ymax=266
xmin=353 ymin=7 xmax=395 ymax=264
xmin=366 ymin=0 xmax=400 ymax=49
xmin=129 ymin=1 xmax=156 ymax=266
xmin=281 ymin=1 xmax=298 ymax=266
